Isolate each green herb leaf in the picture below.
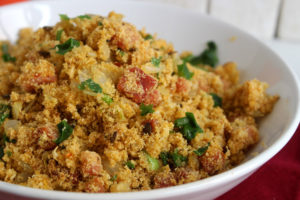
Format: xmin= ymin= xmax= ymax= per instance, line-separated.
xmin=151 ymin=56 xmax=162 ymax=67
xmin=209 ymin=93 xmax=222 ymax=107
xmin=55 ymin=38 xmax=80 ymax=55
xmin=110 ymin=174 xmax=117 ymax=182
xmin=0 ymin=104 xmax=11 ymax=126
xmin=59 ymin=14 xmax=70 ymax=21
xmin=171 ymin=149 xmax=187 ymax=167
xmin=117 ymin=49 xmax=125 ymax=56
xmin=3 ymin=134 xmax=16 ymax=144
xmin=125 ymin=161 xmax=135 ymax=170
xmin=177 ymin=63 xmax=194 ymax=80
xmin=194 ymin=142 xmax=210 ymax=156
xmin=1 ymin=44 xmax=16 ymax=62
xmin=182 ymin=54 xmax=194 ymax=63
xmin=102 ymin=94 xmax=113 ymax=105
xmin=144 ymin=34 xmax=153 ymax=40
xmin=6 ymin=150 xmax=12 ymax=157
xmin=56 ymin=29 xmax=63 ymax=41
xmin=145 ymin=152 xmax=160 ymax=171
xmin=54 ymin=120 xmax=74 ymax=145
xmin=98 ymin=21 xmax=103 ymax=26
xmin=174 ymin=112 xmax=203 ymax=141
xmin=159 ymin=149 xmax=187 ymax=168
xmin=78 ymin=15 xmax=91 ymax=19
xmin=189 ymin=41 xmax=218 ymax=67
xmin=140 ymin=103 xmax=154 ymax=116
xmin=78 ymin=79 xmax=102 ymax=93
xmin=159 ymin=152 xmax=169 ymax=166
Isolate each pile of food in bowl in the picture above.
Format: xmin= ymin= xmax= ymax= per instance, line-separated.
xmin=0 ymin=12 xmax=278 ymax=193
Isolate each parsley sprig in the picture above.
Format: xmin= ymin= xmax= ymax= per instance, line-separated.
xmin=194 ymin=142 xmax=210 ymax=156
xmin=144 ymin=34 xmax=153 ymax=40
xmin=59 ymin=14 xmax=70 ymax=21
xmin=184 ymin=41 xmax=219 ymax=67
xmin=0 ymin=104 xmax=11 ymax=126
xmin=140 ymin=104 xmax=154 ymax=116
xmin=209 ymin=93 xmax=222 ymax=107
xmin=55 ymin=38 xmax=80 ymax=55
xmin=159 ymin=149 xmax=187 ymax=168
xmin=56 ymin=29 xmax=63 ymax=41
xmin=78 ymin=15 xmax=91 ymax=19
xmin=177 ymin=62 xmax=194 ymax=80
xmin=54 ymin=120 xmax=74 ymax=145
xmin=144 ymin=152 xmax=160 ymax=171
xmin=174 ymin=112 xmax=203 ymax=141
xmin=125 ymin=161 xmax=135 ymax=170
xmin=1 ymin=44 xmax=16 ymax=62
xmin=78 ymin=79 xmax=102 ymax=93
xmin=151 ymin=56 xmax=162 ymax=67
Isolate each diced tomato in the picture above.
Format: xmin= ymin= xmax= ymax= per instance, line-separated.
xmin=19 ymin=60 xmax=57 ymax=93
xmin=111 ymin=23 xmax=141 ymax=51
xmin=80 ymin=151 xmax=103 ymax=177
xmin=176 ymin=77 xmax=191 ymax=94
xmin=153 ymin=172 xmax=176 ymax=189
xmin=117 ymin=67 xmax=161 ymax=106
xmin=34 ymin=124 xmax=59 ymax=150
xmin=84 ymin=177 xmax=106 ymax=193
xmin=199 ymin=148 xmax=225 ymax=175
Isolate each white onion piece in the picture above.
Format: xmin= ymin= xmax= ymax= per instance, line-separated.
xmin=4 ymin=120 xmax=20 ymax=133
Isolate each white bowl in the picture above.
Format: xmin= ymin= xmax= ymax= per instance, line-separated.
xmin=0 ymin=0 xmax=299 ymax=199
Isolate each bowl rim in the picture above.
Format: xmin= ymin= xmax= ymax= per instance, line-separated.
xmin=0 ymin=0 xmax=300 ymax=199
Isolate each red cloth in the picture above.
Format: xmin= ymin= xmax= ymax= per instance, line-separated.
xmin=217 ymin=124 xmax=300 ymax=200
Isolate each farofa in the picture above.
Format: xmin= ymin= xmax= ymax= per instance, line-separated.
xmin=0 ymin=12 xmax=278 ymax=192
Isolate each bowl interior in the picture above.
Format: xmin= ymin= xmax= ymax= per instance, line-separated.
xmin=0 ymin=0 xmax=299 ymax=199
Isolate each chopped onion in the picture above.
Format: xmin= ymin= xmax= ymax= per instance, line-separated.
xmin=4 ymin=120 xmax=20 ymax=133
xmin=142 ymin=64 xmax=164 ymax=74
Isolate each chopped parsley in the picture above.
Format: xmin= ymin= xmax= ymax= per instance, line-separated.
xmin=1 ymin=44 xmax=16 ymax=62
xmin=145 ymin=152 xmax=160 ymax=171
xmin=125 ymin=161 xmax=135 ymax=170
xmin=117 ymin=49 xmax=125 ymax=56
xmin=177 ymin=62 xmax=194 ymax=80
xmin=102 ymin=94 xmax=113 ymax=105
xmin=3 ymin=134 xmax=16 ymax=144
xmin=78 ymin=79 xmax=102 ymax=93
xmin=209 ymin=93 xmax=222 ymax=107
xmin=159 ymin=152 xmax=169 ymax=166
xmin=6 ymin=150 xmax=12 ymax=157
xmin=174 ymin=112 xmax=203 ymax=141
xmin=0 ymin=104 xmax=11 ymax=126
xmin=59 ymin=14 xmax=70 ymax=21
xmin=54 ymin=120 xmax=74 ymax=145
xmin=56 ymin=29 xmax=63 ymax=41
xmin=151 ymin=56 xmax=162 ymax=67
xmin=55 ymin=38 xmax=80 ymax=55
xmin=188 ymin=41 xmax=219 ymax=67
xmin=194 ymin=142 xmax=210 ymax=156
xmin=110 ymin=174 xmax=117 ymax=182
xmin=159 ymin=149 xmax=187 ymax=168
xmin=78 ymin=15 xmax=91 ymax=19
xmin=140 ymin=104 xmax=154 ymax=116
xmin=144 ymin=34 xmax=153 ymax=40
xmin=98 ymin=21 xmax=103 ymax=26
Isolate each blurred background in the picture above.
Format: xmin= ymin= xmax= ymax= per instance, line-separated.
xmin=0 ymin=0 xmax=299 ymax=71
xmin=136 ymin=0 xmax=300 ymax=76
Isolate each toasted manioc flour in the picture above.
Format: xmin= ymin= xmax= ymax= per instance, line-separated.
xmin=0 ymin=12 xmax=278 ymax=192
